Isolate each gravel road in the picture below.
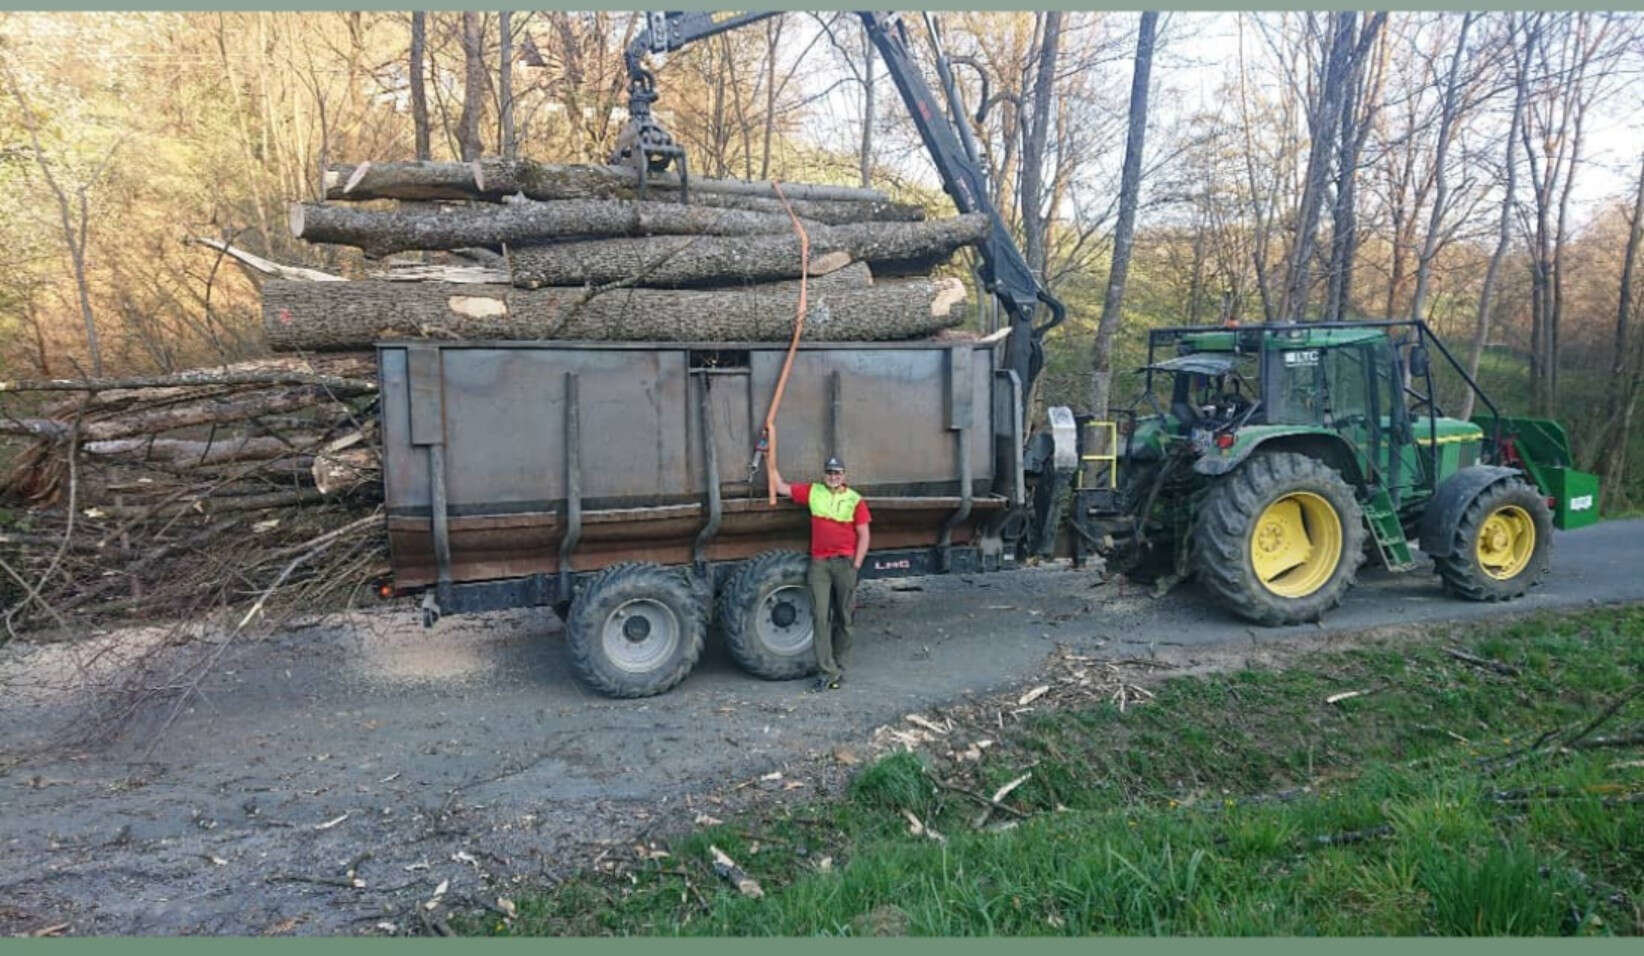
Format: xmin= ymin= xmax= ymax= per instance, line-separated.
xmin=3 ymin=518 xmax=1641 ymax=936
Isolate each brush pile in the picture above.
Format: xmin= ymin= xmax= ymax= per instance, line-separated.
xmin=0 ymin=355 xmax=384 ymax=638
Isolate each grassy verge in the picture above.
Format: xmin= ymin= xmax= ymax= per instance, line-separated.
xmin=468 ymin=607 xmax=1644 ymax=936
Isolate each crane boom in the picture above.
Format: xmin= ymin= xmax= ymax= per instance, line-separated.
xmin=617 ymin=10 xmax=1067 ymax=406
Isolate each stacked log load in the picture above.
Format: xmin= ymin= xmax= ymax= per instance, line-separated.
xmin=267 ymin=159 xmax=983 ymax=350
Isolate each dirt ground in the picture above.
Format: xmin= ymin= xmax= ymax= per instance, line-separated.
xmin=2 ymin=518 xmax=1641 ymax=936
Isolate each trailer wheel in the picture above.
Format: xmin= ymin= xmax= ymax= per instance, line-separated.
xmin=564 ymin=563 xmax=705 ymax=698
xmin=1433 ymin=479 xmax=1551 ymax=601
xmin=716 ymin=551 xmax=816 ymax=680
xmin=1193 ymin=451 xmax=1366 ymax=626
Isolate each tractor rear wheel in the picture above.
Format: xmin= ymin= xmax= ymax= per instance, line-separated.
xmin=1193 ymin=451 xmax=1366 ymax=625
xmin=1433 ymin=479 xmax=1551 ymax=601
xmin=564 ymin=562 xmax=705 ymax=697
xmin=716 ymin=551 xmax=816 ymax=680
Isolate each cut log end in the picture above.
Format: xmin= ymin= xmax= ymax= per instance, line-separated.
xmin=808 ymin=250 xmax=852 ymax=277
xmin=929 ymin=278 xmax=968 ymax=317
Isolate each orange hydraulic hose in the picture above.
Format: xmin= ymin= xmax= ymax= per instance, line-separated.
xmin=760 ymin=181 xmax=810 ymax=504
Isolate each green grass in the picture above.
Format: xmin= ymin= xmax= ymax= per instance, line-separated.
xmin=467 ymin=607 xmax=1644 ymax=936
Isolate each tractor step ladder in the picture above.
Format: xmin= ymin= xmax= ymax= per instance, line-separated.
xmin=1362 ymin=486 xmax=1416 ymax=572
xmin=1079 ymin=420 xmax=1119 ymax=490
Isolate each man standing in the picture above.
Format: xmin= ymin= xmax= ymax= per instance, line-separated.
xmin=771 ymin=457 xmax=871 ymax=690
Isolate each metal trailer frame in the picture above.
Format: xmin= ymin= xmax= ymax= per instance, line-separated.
xmin=376 ymin=338 xmax=1031 ymax=626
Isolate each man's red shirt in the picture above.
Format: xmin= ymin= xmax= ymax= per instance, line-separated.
xmin=790 ymin=482 xmax=871 ymax=559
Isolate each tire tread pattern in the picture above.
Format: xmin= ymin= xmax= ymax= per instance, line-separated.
xmin=565 ymin=562 xmax=706 ymax=698
xmin=1431 ymin=479 xmax=1552 ymax=602
xmin=716 ymin=550 xmax=815 ymax=681
xmin=1192 ymin=451 xmax=1367 ymax=626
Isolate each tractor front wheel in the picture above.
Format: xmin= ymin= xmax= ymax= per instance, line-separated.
xmin=1432 ymin=479 xmax=1552 ymax=601
xmin=1193 ymin=452 xmax=1366 ymax=625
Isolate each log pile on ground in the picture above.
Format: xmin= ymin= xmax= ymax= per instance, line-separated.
xmin=268 ymin=159 xmax=979 ymax=351
xmin=0 ymin=355 xmax=386 ymax=637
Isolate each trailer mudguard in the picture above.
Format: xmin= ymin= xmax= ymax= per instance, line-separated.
xmin=1417 ymin=465 xmax=1520 ymax=558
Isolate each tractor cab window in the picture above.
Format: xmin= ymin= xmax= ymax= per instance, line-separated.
xmin=1145 ymin=353 xmax=1260 ymax=433
xmin=1324 ymin=345 xmax=1371 ymax=428
xmin=1267 ymin=347 xmax=1326 ymax=425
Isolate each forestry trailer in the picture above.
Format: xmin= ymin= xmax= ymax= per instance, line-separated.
xmin=377 ymin=11 xmax=1599 ymax=697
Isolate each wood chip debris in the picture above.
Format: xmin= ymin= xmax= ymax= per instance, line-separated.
xmin=902 ymin=809 xmax=947 ymax=843
xmin=423 ymin=879 xmax=449 ymax=911
xmin=990 ymin=772 xmax=1032 ymax=806
xmin=708 ymin=845 xmax=763 ymax=898
xmin=1326 ymin=689 xmax=1375 ymax=705
xmin=905 ymin=713 xmax=948 ymax=734
xmin=693 ymin=812 xmax=724 ymax=826
xmin=1017 ymin=685 xmax=1050 ymax=706
xmin=313 ymin=812 xmax=349 ymax=831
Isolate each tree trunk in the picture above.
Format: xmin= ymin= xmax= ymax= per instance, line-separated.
xmin=1019 ymin=10 xmax=1063 ymax=279
xmin=1409 ymin=13 xmax=1474 ymax=324
xmin=509 ymin=235 xmax=853 ymax=288
xmin=0 ymin=388 xmax=339 ymax=443
xmin=1280 ymin=12 xmax=1355 ymax=321
xmin=1324 ymin=13 xmax=1386 ymax=321
xmin=1460 ymin=17 xmax=1528 ymax=421
xmin=411 ymin=12 xmax=430 ymax=160
xmin=260 ymin=278 xmax=967 ymax=350
xmin=293 ymin=199 xmax=822 ymax=257
xmin=499 ymin=10 xmax=515 ymax=161
xmin=458 ymin=12 xmax=485 ymax=162
xmin=860 ymin=22 xmax=874 ymax=188
xmin=81 ymin=436 xmax=322 ymax=466
xmin=1590 ymin=151 xmax=1644 ymax=480
xmin=1089 ymin=10 xmax=1156 ymax=421
xmin=322 ymin=160 xmax=889 ymax=204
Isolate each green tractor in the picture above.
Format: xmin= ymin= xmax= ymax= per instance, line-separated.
xmin=1068 ymin=320 xmax=1601 ymax=625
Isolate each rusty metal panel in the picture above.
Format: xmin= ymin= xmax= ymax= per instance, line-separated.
xmin=406 ymin=346 xmax=444 ymax=447
xmin=750 ymin=345 xmax=994 ymax=489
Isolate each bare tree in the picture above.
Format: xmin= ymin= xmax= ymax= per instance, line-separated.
xmin=1460 ymin=14 xmax=1530 ymax=420
xmin=1323 ymin=12 xmax=1387 ymax=320
xmin=1595 ymin=153 xmax=1644 ymax=505
xmin=411 ymin=11 xmax=431 ymax=160
xmin=457 ymin=11 xmax=485 ymax=161
xmin=1279 ymin=12 xmax=1356 ymax=320
xmin=1019 ymin=11 xmax=1063 ymax=279
xmin=2 ymin=55 xmax=116 ymax=375
xmin=500 ymin=11 xmax=515 ymax=160
xmin=1090 ymin=11 xmax=1157 ymax=420
xmin=1407 ymin=12 xmax=1475 ymax=324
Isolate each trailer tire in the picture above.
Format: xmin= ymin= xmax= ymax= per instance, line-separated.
xmin=1432 ymin=478 xmax=1551 ymax=602
xmin=716 ymin=550 xmax=816 ymax=681
xmin=564 ymin=562 xmax=705 ymax=698
xmin=1193 ymin=451 xmax=1365 ymax=626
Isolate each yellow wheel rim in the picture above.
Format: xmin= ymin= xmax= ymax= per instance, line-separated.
xmin=1250 ymin=492 xmax=1344 ymax=598
xmin=1475 ymin=504 xmax=1535 ymax=580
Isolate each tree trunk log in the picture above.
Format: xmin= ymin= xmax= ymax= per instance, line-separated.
xmin=261 ymin=277 xmax=965 ymax=350
xmin=663 ymin=190 xmax=923 ymax=225
xmin=0 ymin=388 xmax=337 ymax=442
xmin=508 ymin=235 xmax=854 ymax=288
xmin=81 ymin=435 xmax=322 ymax=465
xmin=324 ymin=160 xmax=888 ymax=204
xmin=292 ymin=199 xmax=822 ymax=258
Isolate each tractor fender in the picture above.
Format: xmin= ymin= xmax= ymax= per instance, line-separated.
xmin=1417 ymin=465 xmax=1521 ymax=558
xmin=1192 ymin=429 xmax=1365 ymax=483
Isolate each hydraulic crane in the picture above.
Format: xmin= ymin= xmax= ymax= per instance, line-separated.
xmin=610 ymin=10 xmax=1067 ymax=413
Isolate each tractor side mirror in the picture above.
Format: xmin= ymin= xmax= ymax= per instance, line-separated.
xmin=1407 ymin=345 xmax=1430 ymax=378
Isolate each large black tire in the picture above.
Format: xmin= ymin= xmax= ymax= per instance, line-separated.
xmin=564 ymin=562 xmax=705 ymax=698
xmin=1432 ymin=478 xmax=1552 ymax=601
xmin=716 ymin=550 xmax=816 ymax=680
xmin=1193 ymin=451 xmax=1366 ymax=626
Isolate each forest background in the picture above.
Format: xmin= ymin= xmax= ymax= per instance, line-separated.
xmin=2 ymin=9 xmax=1641 ymax=509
